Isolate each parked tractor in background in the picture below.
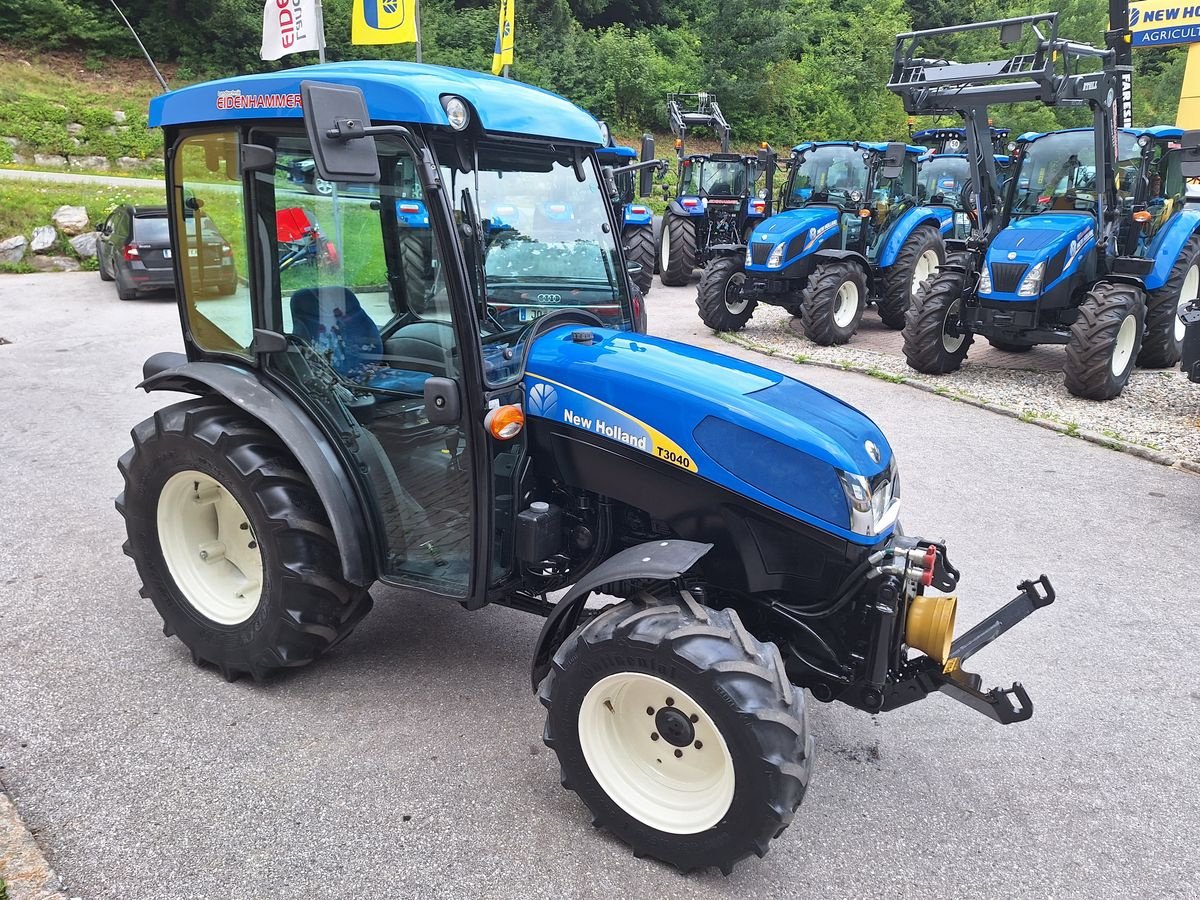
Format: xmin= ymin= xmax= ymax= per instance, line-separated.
xmin=917 ymin=150 xmax=1011 ymax=240
xmin=698 ymin=141 xmax=950 ymax=344
xmin=911 ymin=125 xmax=1011 ymax=156
xmin=1179 ymin=131 xmax=1200 ymax=382
xmin=658 ymin=92 xmax=771 ymax=286
xmin=892 ymin=14 xmax=1200 ymax=399
xmin=595 ymin=128 xmax=666 ymax=295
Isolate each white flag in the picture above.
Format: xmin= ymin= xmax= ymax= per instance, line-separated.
xmin=261 ymin=0 xmax=323 ymax=61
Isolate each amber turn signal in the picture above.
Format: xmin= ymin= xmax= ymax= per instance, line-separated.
xmin=485 ymin=404 xmax=525 ymax=440
xmin=859 ymin=208 xmax=872 ymax=218
xmin=906 ymin=594 xmax=958 ymax=664
xmin=1133 ymin=210 xmax=1152 ymax=224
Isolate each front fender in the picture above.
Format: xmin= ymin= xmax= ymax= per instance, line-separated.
xmin=137 ymin=353 xmax=376 ymax=587
xmin=530 ymin=539 xmax=713 ymax=690
xmin=1144 ymin=207 xmax=1200 ymax=291
xmin=875 ymin=207 xmax=951 ymax=270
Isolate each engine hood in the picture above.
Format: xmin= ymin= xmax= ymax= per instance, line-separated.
xmin=524 ymin=326 xmax=893 ymax=542
xmin=749 ymin=205 xmax=839 ymax=246
xmin=987 ymin=213 xmax=1094 ymax=267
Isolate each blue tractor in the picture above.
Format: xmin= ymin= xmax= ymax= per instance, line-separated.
xmin=594 ymin=129 xmax=666 ymax=295
xmin=892 ymin=14 xmax=1200 ymax=399
xmin=698 ymin=141 xmax=952 ymax=343
xmin=916 ymin=150 xmax=1011 ymax=241
xmin=114 ymin=61 xmax=1055 ymax=874
xmin=911 ymin=125 xmax=1011 ymax=156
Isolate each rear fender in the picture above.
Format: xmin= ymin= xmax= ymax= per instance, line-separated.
xmin=668 ymin=198 xmax=705 ymax=217
xmin=137 ymin=353 xmax=376 ymax=586
xmin=875 ymin=208 xmax=950 ymax=269
xmin=1144 ymin=208 xmax=1200 ymax=291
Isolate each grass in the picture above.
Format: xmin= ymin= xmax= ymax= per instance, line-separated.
xmin=865 ymin=367 xmax=905 ymax=384
xmin=0 ymin=876 xmax=8 ymax=899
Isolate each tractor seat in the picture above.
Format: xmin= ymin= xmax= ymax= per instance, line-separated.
xmin=289 ymin=287 xmax=429 ymax=393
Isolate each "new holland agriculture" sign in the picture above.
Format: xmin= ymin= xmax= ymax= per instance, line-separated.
xmin=1130 ymin=0 xmax=1200 ymax=47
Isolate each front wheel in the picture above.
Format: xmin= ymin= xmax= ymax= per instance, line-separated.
xmin=800 ymin=260 xmax=867 ymax=345
xmin=902 ymin=266 xmax=974 ymax=373
xmin=623 ymin=225 xmax=655 ymax=295
xmin=1138 ymin=233 xmax=1200 ymax=368
xmin=696 ymin=254 xmax=757 ymax=332
xmin=116 ymin=398 xmax=373 ymax=681
xmin=876 ymin=224 xmax=944 ymax=330
xmin=658 ymin=213 xmax=696 ymax=287
xmin=1064 ymin=282 xmax=1146 ymax=400
xmin=540 ymin=592 xmax=811 ymax=875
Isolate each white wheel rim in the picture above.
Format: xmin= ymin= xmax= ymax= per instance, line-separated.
xmin=660 ymin=224 xmax=671 ymax=270
xmin=725 ymin=271 xmax=748 ymax=314
xmin=1176 ymin=265 xmax=1198 ymax=343
xmin=911 ymin=249 xmax=940 ymax=296
xmin=578 ymin=672 xmax=735 ymax=835
xmin=833 ymin=279 xmax=860 ymax=328
xmin=314 ymin=178 xmax=334 ymax=195
xmin=157 ymin=470 xmax=263 ymax=625
xmin=942 ymin=299 xmax=965 ymax=353
xmin=1111 ymin=312 xmax=1138 ymax=377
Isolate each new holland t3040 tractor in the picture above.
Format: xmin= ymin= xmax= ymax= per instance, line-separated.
xmin=698 ymin=141 xmax=951 ymax=344
xmin=117 ymin=62 xmax=1055 ymax=875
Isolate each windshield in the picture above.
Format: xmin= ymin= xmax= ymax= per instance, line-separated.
xmin=786 ymin=145 xmax=870 ymax=209
xmin=679 ymin=158 xmax=753 ymax=197
xmin=438 ymin=142 xmax=631 ymax=384
xmin=918 ymin=156 xmax=971 ymax=209
xmin=1009 ymin=131 xmax=1140 ymax=217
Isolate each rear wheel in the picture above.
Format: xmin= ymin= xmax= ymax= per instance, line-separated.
xmin=1138 ymin=233 xmax=1200 ymax=368
xmin=697 ymin=255 xmax=757 ymax=332
xmin=99 ymin=251 xmax=114 ymax=281
xmin=116 ymin=398 xmax=373 ymax=681
xmin=800 ymin=260 xmax=867 ymax=345
xmin=398 ymin=231 xmax=432 ymax=312
xmin=623 ymin=225 xmax=655 ymax=295
xmin=116 ymin=275 xmax=137 ymax=301
xmin=658 ymin=213 xmax=696 ymax=287
xmin=903 ymin=265 xmax=974 ymax=373
xmin=310 ymin=176 xmax=335 ymax=196
xmin=539 ymin=592 xmax=811 ymax=875
xmin=1064 ymin=282 xmax=1145 ymax=400
xmin=877 ymin=225 xmax=944 ymax=330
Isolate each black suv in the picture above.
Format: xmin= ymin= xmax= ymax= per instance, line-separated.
xmin=97 ymin=205 xmax=237 ymax=300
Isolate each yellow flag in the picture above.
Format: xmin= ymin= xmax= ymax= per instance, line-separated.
xmin=491 ymin=0 xmax=514 ymax=75
xmin=352 ymin=0 xmax=418 ymax=46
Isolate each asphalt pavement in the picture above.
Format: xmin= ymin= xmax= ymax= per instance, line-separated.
xmin=0 ymin=272 xmax=1197 ymax=899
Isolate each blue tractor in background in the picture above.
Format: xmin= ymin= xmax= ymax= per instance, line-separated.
xmin=595 ymin=128 xmax=666 ymax=295
xmin=698 ymin=141 xmax=951 ymax=344
xmin=911 ymin=125 xmax=1011 ymax=156
xmin=892 ymin=14 xmax=1200 ymax=399
xmin=916 ymin=149 xmax=1011 ymax=241
xmin=658 ymin=93 xmax=772 ymax=286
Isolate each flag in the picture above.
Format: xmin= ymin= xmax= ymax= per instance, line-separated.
xmin=492 ymin=0 xmax=514 ymax=76
xmin=261 ymin=0 xmax=323 ymax=61
xmin=352 ymin=0 xmax=419 ymax=46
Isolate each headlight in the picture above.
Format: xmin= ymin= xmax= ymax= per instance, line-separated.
xmin=767 ymin=242 xmax=786 ymax=268
xmin=978 ymin=264 xmax=992 ymax=293
xmin=837 ymin=458 xmax=900 ymax=537
xmin=745 ymin=245 xmax=753 ymax=266
xmin=441 ymin=96 xmax=470 ymax=131
xmin=1017 ymin=260 xmax=1045 ymax=297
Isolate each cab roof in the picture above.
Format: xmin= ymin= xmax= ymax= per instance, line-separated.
xmin=1014 ymin=125 xmax=1174 ymax=144
xmin=595 ymin=145 xmax=638 ymax=160
xmin=148 ymin=61 xmax=603 ymax=145
xmin=793 ymin=141 xmax=925 ymax=156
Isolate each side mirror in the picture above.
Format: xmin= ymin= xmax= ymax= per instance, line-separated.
xmin=1181 ymin=130 xmax=1200 ymax=180
xmin=424 ymin=376 xmax=461 ymax=425
xmin=301 ymin=80 xmax=381 ymax=184
xmin=638 ymin=133 xmax=656 ymax=197
xmin=880 ymin=141 xmax=907 ymax=181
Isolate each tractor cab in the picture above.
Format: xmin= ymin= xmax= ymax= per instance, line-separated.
xmin=917 ymin=153 xmax=1011 ymax=239
xmin=911 ymin=125 xmax=1011 ymax=157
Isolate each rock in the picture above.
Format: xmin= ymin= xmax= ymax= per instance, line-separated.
xmin=0 ymin=235 xmax=28 ymax=264
xmin=69 ymin=231 xmax=99 ymax=258
xmin=51 ymin=205 xmax=89 ymax=235
xmin=1 ymin=136 xmax=19 ymax=148
xmin=69 ymin=155 xmax=109 ymax=170
xmin=113 ymin=109 xmax=127 ymax=123
xmin=70 ymin=137 xmax=82 ymax=148
xmin=28 ymin=255 xmax=81 ymax=272
xmin=12 ymin=153 xmax=30 ymax=166
xmin=33 ymin=153 xmax=67 ymax=167
xmin=117 ymin=156 xmax=144 ymax=169
xmin=29 ymin=225 xmax=57 ymax=253
xmin=67 ymin=122 xmax=84 ymax=136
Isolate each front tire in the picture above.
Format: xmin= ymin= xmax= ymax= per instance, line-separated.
xmin=1063 ymin=282 xmax=1145 ymax=400
xmin=697 ymin=255 xmax=757 ymax=332
xmin=623 ymin=225 xmax=655 ymax=295
xmin=658 ymin=213 xmax=696 ymax=287
xmin=800 ymin=260 xmax=867 ymax=345
xmin=540 ymin=592 xmax=811 ymax=875
xmin=902 ymin=265 xmax=974 ymax=373
xmin=1138 ymin=233 xmax=1200 ymax=368
xmin=116 ymin=398 xmax=373 ymax=681
xmin=877 ymin=224 xmax=944 ymax=330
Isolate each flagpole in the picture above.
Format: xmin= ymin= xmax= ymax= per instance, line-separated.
xmin=314 ymin=0 xmax=327 ymax=63
xmin=415 ymin=0 xmax=423 ymax=63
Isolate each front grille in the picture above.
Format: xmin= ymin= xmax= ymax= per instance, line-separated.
xmin=990 ymin=261 xmax=1028 ymax=293
xmin=750 ymin=243 xmax=772 ymax=265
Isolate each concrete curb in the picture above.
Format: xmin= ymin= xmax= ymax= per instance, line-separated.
xmin=0 ymin=783 xmax=69 ymax=900
xmin=718 ymin=332 xmax=1198 ymax=474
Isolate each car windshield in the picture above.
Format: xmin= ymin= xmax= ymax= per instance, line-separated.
xmin=680 ymin=158 xmax=753 ymax=197
xmin=786 ymin=145 xmax=870 ymax=209
xmin=918 ymin=156 xmax=971 ymax=208
xmin=133 ymin=216 xmax=170 ymax=242
xmin=1008 ymin=131 xmax=1138 ymax=217
xmin=439 ymin=142 xmax=631 ymax=384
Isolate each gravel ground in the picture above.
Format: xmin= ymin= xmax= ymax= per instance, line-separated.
xmin=721 ymin=303 xmax=1200 ymax=464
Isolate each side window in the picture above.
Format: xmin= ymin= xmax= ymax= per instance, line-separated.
xmin=173 ymin=132 xmax=252 ymax=357
xmin=1160 ymin=148 xmax=1184 ymax=201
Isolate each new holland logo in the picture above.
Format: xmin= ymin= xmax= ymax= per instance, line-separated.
xmin=527 ymin=382 xmax=558 ymax=417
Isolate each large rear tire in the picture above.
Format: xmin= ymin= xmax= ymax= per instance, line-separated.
xmin=902 ymin=265 xmax=974 ymax=373
xmin=658 ymin=213 xmax=696 ymax=287
xmin=398 ymin=231 xmax=432 ymax=312
xmin=1064 ymin=282 xmax=1145 ymax=400
xmin=1138 ymin=233 xmax=1200 ymax=368
xmin=697 ymin=254 xmax=757 ymax=332
xmin=116 ymin=398 xmax=373 ymax=681
xmin=800 ymin=260 xmax=867 ymax=345
xmin=623 ymin=225 xmax=655 ymax=295
xmin=876 ymin=224 xmax=944 ymax=330
xmin=539 ymin=591 xmax=811 ymax=875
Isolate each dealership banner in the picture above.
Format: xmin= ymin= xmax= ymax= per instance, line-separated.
xmin=261 ymin=0 xmax=323 ymax=60
xmin=1130 ymin=0 xmax=1200 ymax=47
